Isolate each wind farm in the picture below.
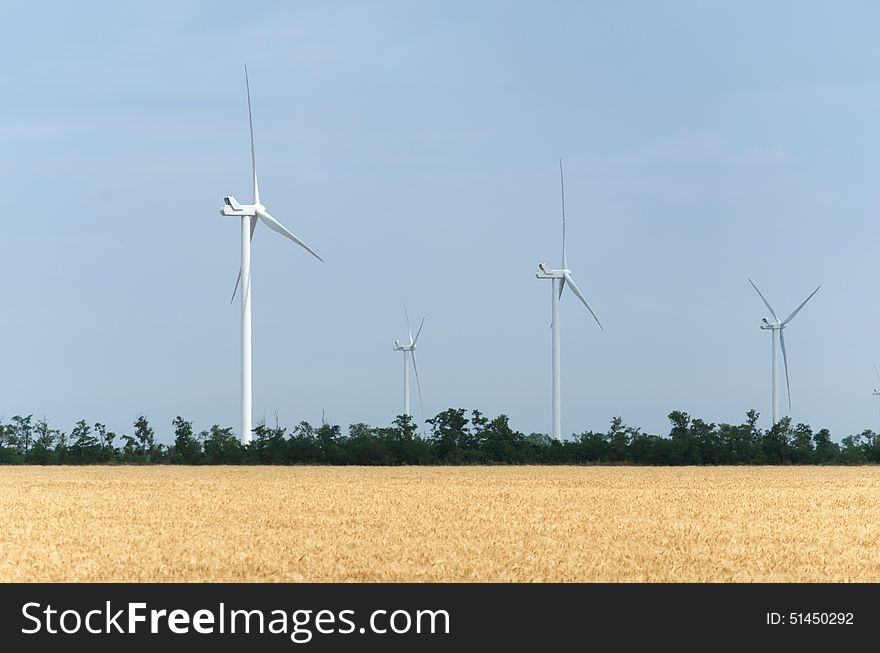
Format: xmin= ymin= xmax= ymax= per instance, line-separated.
xmin=4 ymin=2 xmax=880 ymax=592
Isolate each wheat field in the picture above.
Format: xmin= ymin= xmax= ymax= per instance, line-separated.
xmin=1 ymin=465 xmax=879 ymax=582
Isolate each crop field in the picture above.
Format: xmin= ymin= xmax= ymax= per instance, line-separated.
xmin=1 ymin=466 xmax=879 ymax=582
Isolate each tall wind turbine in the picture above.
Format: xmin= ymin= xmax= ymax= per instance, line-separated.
xmin=748 ymin=278 xmax=819 ymax=426
xmin=392 ymin=305 xmax=424 ymax=418
xmin=220 ymin=66 xmax=323 ymax=444
xmin=535 ymin=160 xmax=603 ymax=440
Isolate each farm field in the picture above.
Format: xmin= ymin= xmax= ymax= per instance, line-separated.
xmin=1 ymin=466 xmax=879 ymax=582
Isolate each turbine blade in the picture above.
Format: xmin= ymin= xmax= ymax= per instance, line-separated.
xmin=873 ymin=360 xmax=880 ymax=384
xmin=780 ymin=328 xmax=792 ymax=413
xmin=748 ymin=278 xmax=778 ymax=322
xmin=230 ymin=216 xmax=258 ymax=302
xmin=245 ymin=64 xmax=259 ymax=206
xmin=560 ymin=158 xmax=567 ymax=270
xmin=231 ymin=269 xmax=242 ymax=303
xmin=552 ymin=277 xmax=564 ymax=329
xmin=781 ymin=285 xmax=820 ymax=325
xmin=412 ymin=317 xmax=425 ymax=346
xmin=256 ymin=209 xmax=324 ymax=262
xmin=411 ymin=350 xmax=424 ymax=416
xmin=563 ymin=272 xmax=603 ymax=331
xmin=403 ymin=304 xmax=412 ymax=344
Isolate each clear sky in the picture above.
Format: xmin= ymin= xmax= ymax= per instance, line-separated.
xmin=3 ymin=1 xmax=879 ymax=443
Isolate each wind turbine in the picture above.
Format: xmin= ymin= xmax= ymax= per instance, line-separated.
xmin=748 ymin=278 xmax=820 ymax=426
xmin=392 ymin=305 xmax=424 ymax=419
xmin=535 ymin=160 xmax=603 ymax=440
xmin=220 ymin=66 xmax=323 ymax=444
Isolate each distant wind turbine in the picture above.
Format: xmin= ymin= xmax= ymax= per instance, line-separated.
xmin=220 ymin=65 xmax=324 ymax=444
xmin=536 ymin=160 xmax=603 ymax=440
xmin=748 ymin=278 xmax=820 ymax=426
xmin=393 ymin=305 xmax=424 ymax=419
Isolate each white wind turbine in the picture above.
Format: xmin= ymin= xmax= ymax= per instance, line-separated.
xmin=392 ymin=305 xmax=424 ymax=419
xmin=220 ymin=66 xmax=323 ymax=444
xmin=748 ymin=278 xmax=820 ymax=426
xmin=535 ymin=160 xmax=603 ymax=440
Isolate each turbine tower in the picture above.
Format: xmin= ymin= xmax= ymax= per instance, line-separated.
xmin=393 ymin=305 xmax=424 ymax=418
xmin=535 ymin=160 xmax=603 ymax=440
xmin=748 ymin=278 xmax=820 ymax=426
xmin=220 ymin=66 xmax=323 ymax=444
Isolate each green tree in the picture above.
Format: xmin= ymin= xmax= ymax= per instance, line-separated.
xmin=761 ymin=417 xmax=792 ymax=464
xmin=252 ymin=421 xmax=290 ymax=464
xmin=790 ymin=423 xmax=814 ymax=464
xmin=93 ymin=423 xmax=117 ymax=463
xmin=70 ymin=420 xmax=100 ymax=463
xmin=840 ymin=431 xmax=869 ymax=464
xmin=812 ymin=428 xmax=838 ymax=463
xmin=133 ymin=415 xmax=157 ymax=463
xmin=202 ymin=425 xmax=244 ymax=464
xmin=346 ymin=423 xmax=392 ymax=465
xmin=28 ymin=417 xmax=58 ymax=464
xmin=288 ymin=421 xmax=322 ymax=463
xmin=479 ymin=414 xmax=526 ymax=463
xmin=669 ymin=411 xmax=700 ymax=464
xmin=11 ymin=415 xmax=34 ymax=457
xmin=171 ymin=416 xmax=202 ymax=464
xmin=605 ymin=417 xmax=630 ymax=462
xmin=575 ymin=430 xmax=608 ymax=462
xmin=316 ymin=421 xmax=347 ymax=464
xmin=426 ymin=409 xmax=471 ymax=463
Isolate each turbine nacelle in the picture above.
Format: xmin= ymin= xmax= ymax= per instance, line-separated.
xmin=760 ymin=317 xmax=781 ymax=330
xmin=536 ymin=262 xmax=565 ymax=279
xmin=221 ymin=195 xmax=258 ymax=217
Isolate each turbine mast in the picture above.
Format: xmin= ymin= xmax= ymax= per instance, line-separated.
xmin=552 ymin=277 xmax=562 ymax=439
xmin=771 ymin=329 xmax=778 ymax=426
xmin=403 ymin=349 xmax=411 ymax=418
xmin=241 ymin=215 xmax=253 ymax=444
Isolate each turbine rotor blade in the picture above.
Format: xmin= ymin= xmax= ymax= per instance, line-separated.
xmin=748 ymin=278 xmax=778 ymax=322
xmin=563 ymin=272 xmax=604 ymax=332
xmin=873 ymin=360 xmax=880 ymax=384
xmin=413 ymin=317 xmax=425 ymax=346
xmin=560 ymin=158 xmax=567 ymax=270
xmin=779 ymin=328 xmax=792 ymax=413
xmin=245 ymin=64 xmax=259 ymax=206
xmin=230 ymin=216 xmax=258 ymax=302
xmin=403 ymin=304 xmax=412 ymax=344
xmin=411 ymin=350 xmax=424 ymax=416
xmin=256 ymin=208 xmax=324 ymax=262
xmin=781 ymin=285 xmax=820 ymax=326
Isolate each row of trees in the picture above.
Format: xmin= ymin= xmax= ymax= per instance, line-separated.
xmin=1 ymin=409 xmax=879 ymax=465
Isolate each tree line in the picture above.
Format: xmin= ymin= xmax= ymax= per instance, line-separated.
xmin=0 ymin=409 xmax=878 ymax=465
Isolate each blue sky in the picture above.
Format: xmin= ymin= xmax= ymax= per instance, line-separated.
xmin=3 ymin=1 xmax=880 ymax=442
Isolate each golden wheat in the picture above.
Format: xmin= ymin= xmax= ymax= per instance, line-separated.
xmin=1 ymin=466 xmax=879 ymax=582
